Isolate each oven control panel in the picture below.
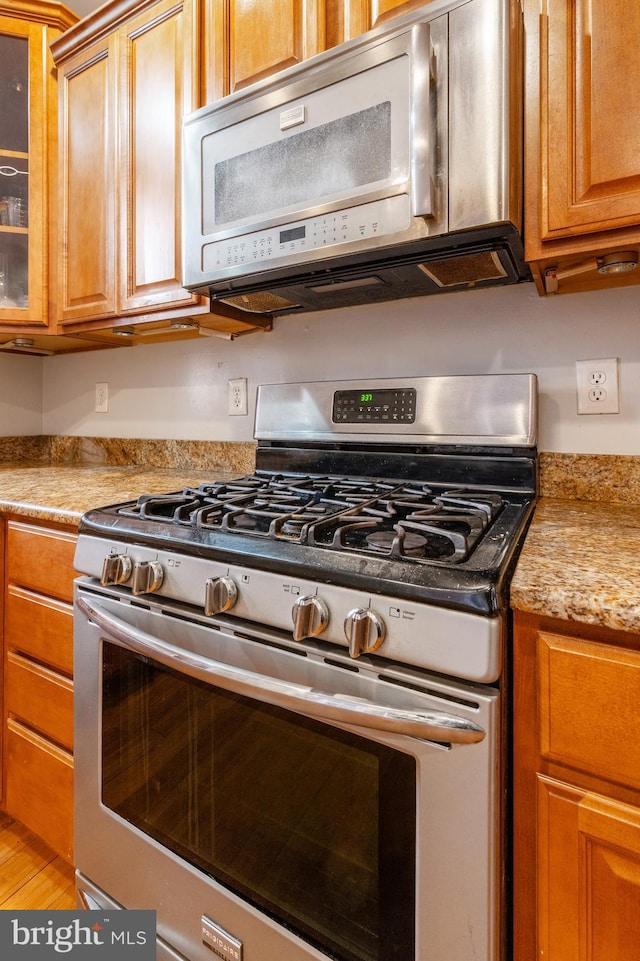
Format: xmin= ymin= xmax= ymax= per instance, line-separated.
xmin=76 ymin=535 xmax=502 ymax=684
xmin=333 ymin=387 xmax=417 ymax=423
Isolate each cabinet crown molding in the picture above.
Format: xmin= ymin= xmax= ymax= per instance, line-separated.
xmin=50 ymin=0 xmax=173 ymax=63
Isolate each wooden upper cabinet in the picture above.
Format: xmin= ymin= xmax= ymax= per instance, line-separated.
xmin=543 ymin=0 xmax=640 ymax=237
xmin=230 ymin=0 xmax=325 ymax=90
xmin=205 ymin=0 xmax=439 ymax=102
xmin=0 ymin=2 xmax=77 ymax=332
xmin=524 ymin=0 xmax=640 ymax=295
xmin=206 ymin=0 xmax=328 ymax=101
xmin=340 ymin=0 xmax=436 ymax=41
xmin=119 ymin=0 xmax=200 ymax=314
xmin=52 ymin=0 xmax=206 ymax=329
xmin=55 ymin=34 xmax=116 ymax=323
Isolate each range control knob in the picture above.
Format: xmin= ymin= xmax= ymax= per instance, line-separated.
xmin=344 ymin=608 xmax=386 ymax=659
xmin=131 ymin=560 xmax=164 ymax=596
xmin=292 ymin=595 xmax=329 ymax=641
xmin=204 ymin=576 xmax=238 ymax=616
xmin=101 ymin=553 xmax=133 ymax=586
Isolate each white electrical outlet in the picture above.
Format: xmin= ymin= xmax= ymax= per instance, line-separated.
xmin=95 ymin=382 xmax=109 ymax=413
xmin=576 ymin=358 xmax=619 ymax=414
xmin=228 ymin=378 xmax=248 ymax=416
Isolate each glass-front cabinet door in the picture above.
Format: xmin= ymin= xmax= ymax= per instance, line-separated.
xmin=0 ymin=4 xmax=76 ymax=329
xmin=0 ymin=30 xmax=29 ymax=312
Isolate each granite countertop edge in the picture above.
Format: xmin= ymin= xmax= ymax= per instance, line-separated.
xmin=510 ymin=453 xmax=640 ymax=634
xmin=510 ymin=495 xmax=640 ymax=635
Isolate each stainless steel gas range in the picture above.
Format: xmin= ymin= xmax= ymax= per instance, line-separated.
xmin=72 ymin=374 xmax=538 ymax=961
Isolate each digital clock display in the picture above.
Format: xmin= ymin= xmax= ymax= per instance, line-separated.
xmin=280 ymin=225 xmax=306 ymax=244
xmin=360 ymin=392 xmax=374 ymax=403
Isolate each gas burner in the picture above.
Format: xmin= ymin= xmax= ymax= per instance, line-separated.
xmin=366 ymin=529 xmax=428 ymax=556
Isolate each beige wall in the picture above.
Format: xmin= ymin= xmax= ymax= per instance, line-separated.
xmin=40 ymin=282 xmax=640 ymax=455
xmin=0 ymin=354 xmax=42 ymax=435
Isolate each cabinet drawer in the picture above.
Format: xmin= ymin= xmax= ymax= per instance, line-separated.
xmin=5 ymin=584 xmax=73 ymax=675
xmin=5 ymin=651 xmax=73 ymax=750
xmin=5 ymin=719 xmax=73 ymax=862
xmin=538 ymin=632 xmax=640 ymax=790
xmin=7 ymin=522 xmax=77 ymax=602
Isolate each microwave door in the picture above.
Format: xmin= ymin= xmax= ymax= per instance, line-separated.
xmin=201 ymin=57 xmax=413 ymax=238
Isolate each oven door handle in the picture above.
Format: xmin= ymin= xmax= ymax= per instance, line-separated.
xmin=77 ymin=594 xmax=485 ymax=745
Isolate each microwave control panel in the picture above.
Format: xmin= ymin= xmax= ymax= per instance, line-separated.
xmin=202 ymin=194 xmax=411 ymax=275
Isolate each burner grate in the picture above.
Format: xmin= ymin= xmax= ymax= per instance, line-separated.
xmin=115 ymin=473 xmax=505 ymax=564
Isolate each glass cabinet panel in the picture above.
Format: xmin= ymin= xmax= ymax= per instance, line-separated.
xmin=0 ymin=31 xmax=29 ymax=310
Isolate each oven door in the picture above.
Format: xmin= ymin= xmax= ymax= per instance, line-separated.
xmin=74 ymin=581 xmax=501 ymax=961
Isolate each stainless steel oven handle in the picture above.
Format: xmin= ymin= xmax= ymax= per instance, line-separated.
xmin=77 ymin=594 xmax=485 ymax=745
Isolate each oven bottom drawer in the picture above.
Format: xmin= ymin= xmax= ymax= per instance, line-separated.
xmin=76 ymin=874 xmax=188 ymax=961
xmin=5 ymin=719 xmax=73 ymax=862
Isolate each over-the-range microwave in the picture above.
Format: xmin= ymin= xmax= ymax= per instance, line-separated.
xmin=182 ymin=0 xmax=530 ymax=316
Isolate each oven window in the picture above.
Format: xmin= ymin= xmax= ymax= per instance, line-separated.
xmin=102 ymin=643 xmax=416 ymax=961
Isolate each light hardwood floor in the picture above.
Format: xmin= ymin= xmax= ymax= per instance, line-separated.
xmin=0 ymin=813 xmax=75 ymax=909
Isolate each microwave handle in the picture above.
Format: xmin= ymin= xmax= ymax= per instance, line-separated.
xmin=411 ymin=21 xmax=436 ymax=219
xmin=77 ymin=593 xmax=485 ymax=746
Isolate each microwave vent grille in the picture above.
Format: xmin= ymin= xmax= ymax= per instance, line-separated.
xmin=220 ymin=291 xmax=300 ymax=313
xmin=418 ymin=251 xmax=508 ymax=288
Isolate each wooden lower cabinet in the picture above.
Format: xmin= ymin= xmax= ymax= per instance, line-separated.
xmin=513 ymin=611 xmax=640 ymax=961
xmin=2 ymin=519 xmax=76 ymax=862
xmin=537 ymin=778 xmax=640 ymax=961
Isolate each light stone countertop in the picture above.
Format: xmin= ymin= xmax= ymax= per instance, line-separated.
xmin=0 ymin=465 xmax=241 ymax=526
xmin=510 ymin=498 xmax=640 ymax=634
xmin=0 ymin=436 xmax=256 ymax=525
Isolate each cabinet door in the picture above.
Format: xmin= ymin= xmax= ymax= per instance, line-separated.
xmin=5 ymin=720 xmax=73 ymax=862
xmin=513 ymin=612 xmax=640 ymax=961
xmin=538 ymin=778 xmax=640 ymax=961
xmin=331 ymin=0 xmax=437 ymax=46
xmin=7 ymin=520 xmax=77 ymax=602
xmin=118 ymin=0 xmax=203 ymax=314
xmin=57 ymin=34 xmax=117 ymax=324
xmin=541 ymin=0 xmax=640 ymax=239
xmin=0 ymin=16 xmax=48 ymax=327
xmin=525 ymin=0 xmax=640 ymax=294
xmin=208 ymin=0 xmax=327 ymax=100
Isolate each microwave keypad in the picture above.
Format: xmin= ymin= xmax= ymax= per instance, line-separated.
xmin=202 ymin=194 xmax=411 ymax=274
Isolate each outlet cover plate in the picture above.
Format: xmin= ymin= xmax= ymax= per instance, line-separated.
xmin=95 ymin=382 xmax=109 ymax=413
xmin=228 ymin=378 xmax=248 ymax=416
xmin=576 ymin=358 xmax=619 ymax=414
